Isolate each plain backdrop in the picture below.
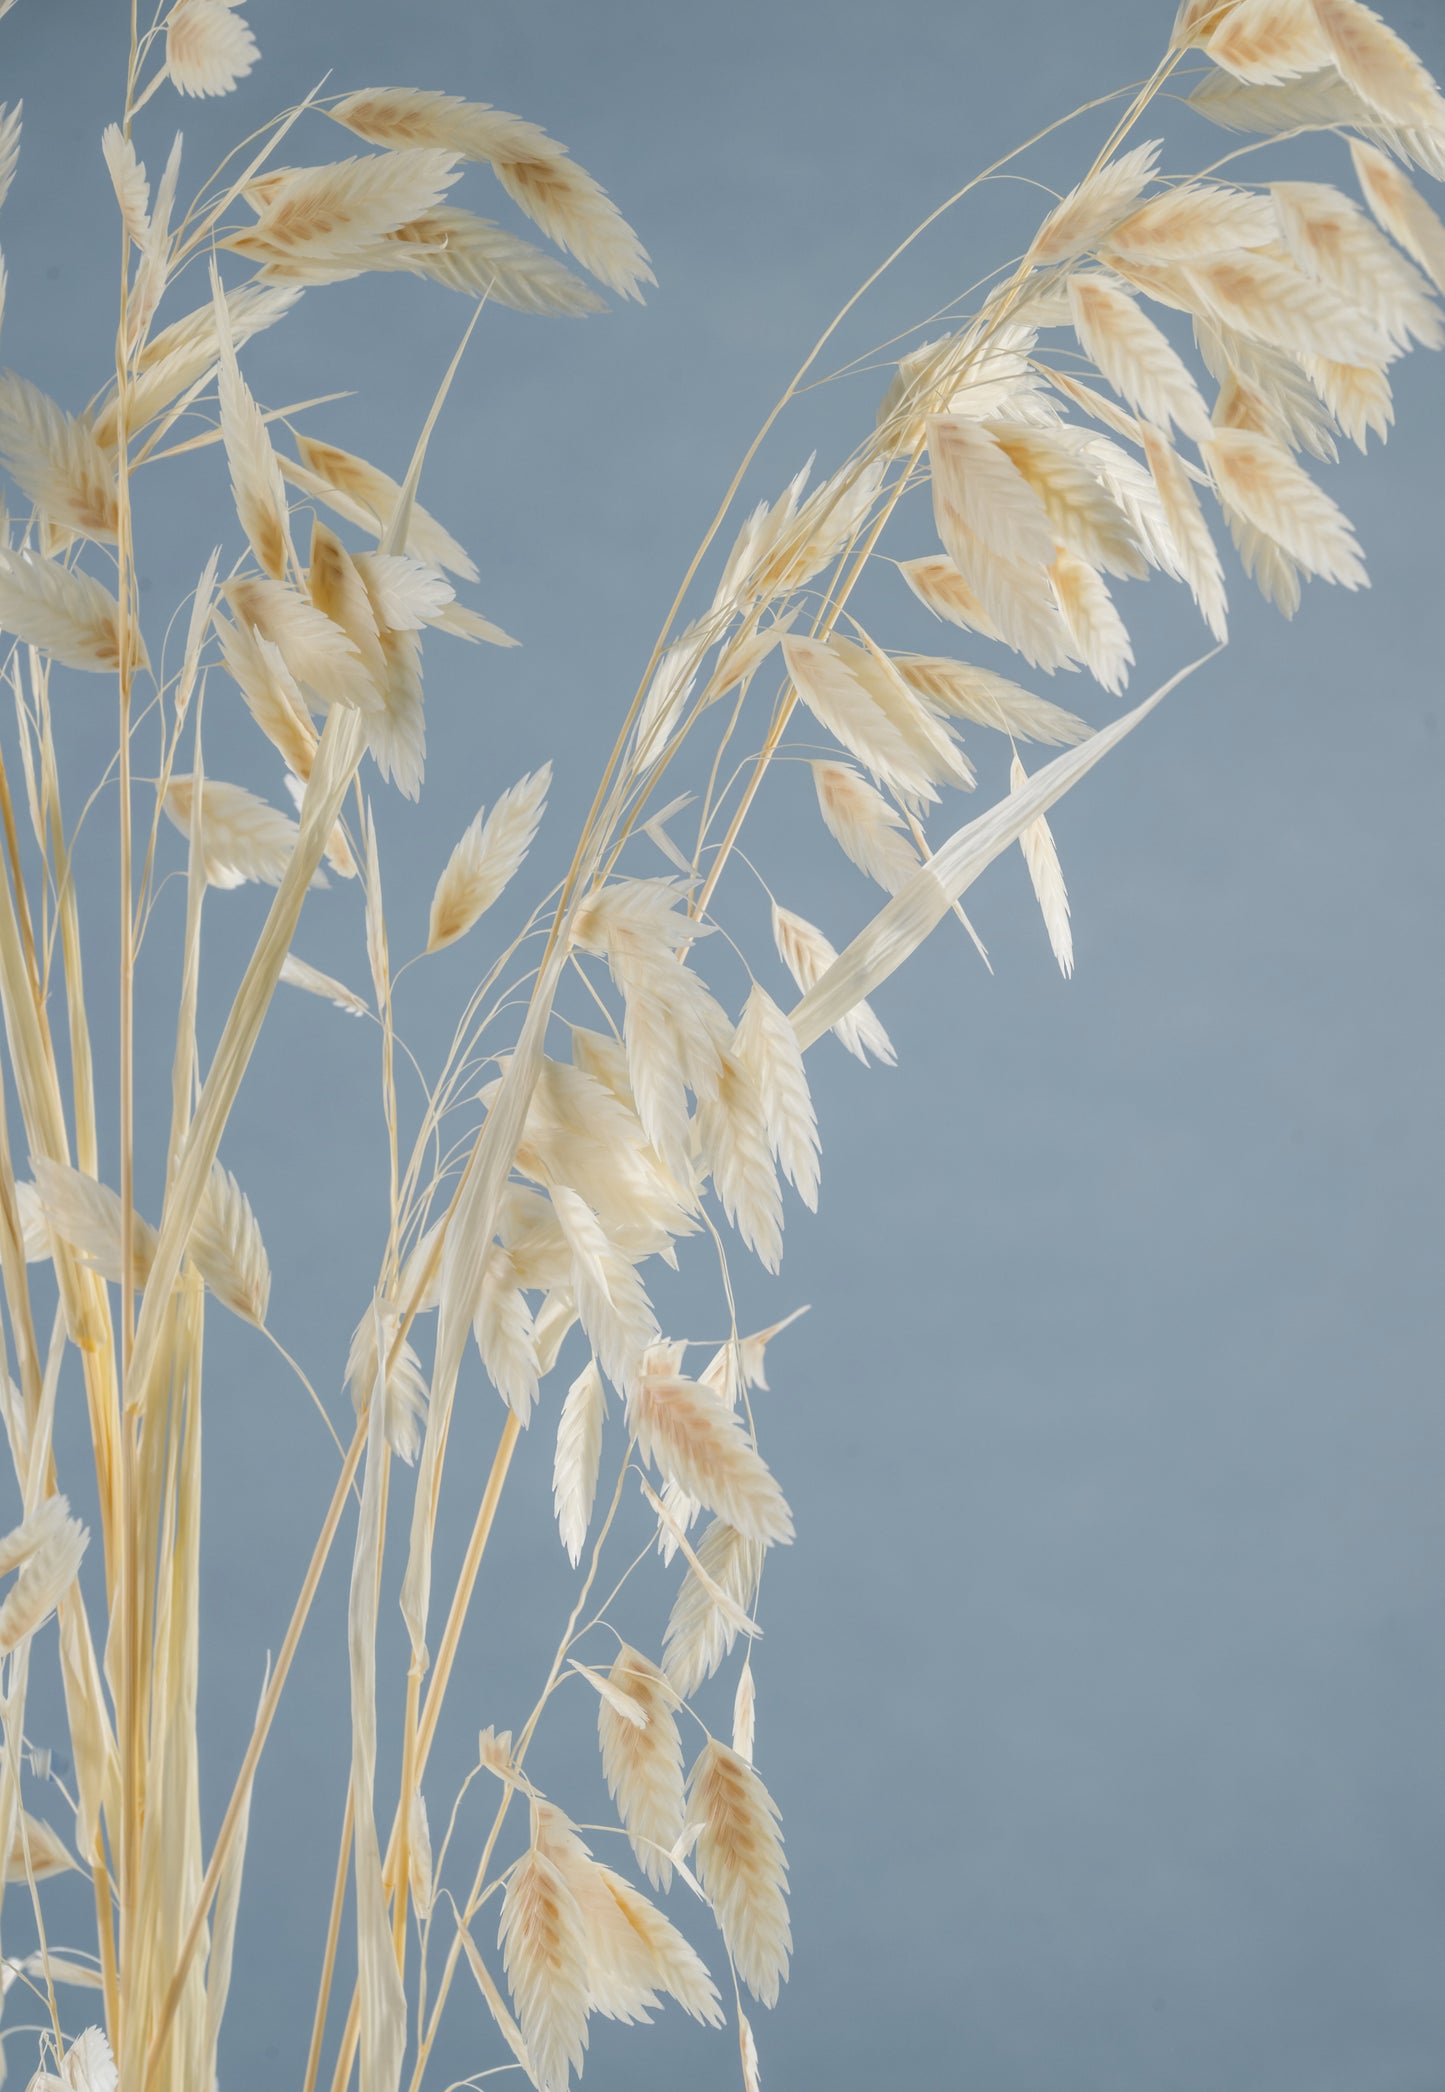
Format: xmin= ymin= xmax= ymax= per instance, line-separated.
xmin=1 ymin=1 xmax=1444 ymax=2087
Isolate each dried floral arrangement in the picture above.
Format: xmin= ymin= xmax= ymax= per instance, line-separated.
xmin=0 ymin=0 xmax=1438 ymax=2087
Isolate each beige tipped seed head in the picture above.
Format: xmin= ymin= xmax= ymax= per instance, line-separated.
xmin=0 ymin=551 xmax=141 ymax=672
xmin=164 ymin=776 xmax=326 ymax=890
xmin=426 ymin=764 xmax=551 ymax=951
xmin=279 ymin=952 xmax=369 ymax=1016
xmin=1105 ymin=182 xmax=1277 ymax=261
xmin=588 ymin=1866 xmax=724 ymax=2024
xmin=30 ymin=1159 xmax=158 ymax=1285
xmin=685 ymin=1740 xmax=791 ymax=2007
xmin=4 ymin=1810 xmax=78 ymax=1883
xmin=0 ymin=104 xmax=20 ymax=216
xmin=892 ymin=654 xmax=1091 ymax=745
xmin=190 ymin=1162 xmax=272 ymax=1325
xmin=1010 ymin=752 xmax=1075 ymax=977
xmin=102 ymin=124 xmax=151 ymax=243
xmin=732 ymin=1660 xmax=757 ymax=1763
xmin=596 ymin=1646 xmax=686 ymax=1887
xmin=694 ymin=1049 xmax=784 ymax=1270
xmin=629 ymin=1360 xmax=793 ymax=1546
xmin=740 ymin=2010 xmax=762 ymax=2092
xmin=499 ymin=1839 xmax=592 ymax=2092
xmin=1141 ymin=425 xmax=1229 ymax=641
xmin=0 ymin=1494 xmax=77 ymax=1578
xmin=784 ymin=631 xmax=952 ymax=805
xmin=290 ymin=433 xmax=479 ymax=578
xmin=216 ymin=618 xmax=319 ymax=778
xmin=1351 ymin=140 xmax=1445 ymax=293
xmin=1203 ymin=427 xmax=1368 ymax=587
xmin=330 ymin=87 xmax=654 ymax=299
xmin=1188 ymin=248 xmax=1392 ymax=367
xmin=473 ymin=1249 xmax=541 ymax=1420
xmin=1313 ymin=0 xmax=1445 ymax=132
xmin=551 ymin=1182 xmax=660 ymax=1393
xmin=771 ymin=904 xmax=895 ymax=1067
xmin=553 ymin=1357 xmax=607 ymax=1566
xmin=733 ymin=984 xmax=821 ymax=1212
xmin=928 ymin=413 xmax=1057 ymax=568
xmin=1270 ymin=179 xmax=1442 ymax=350
xmin=308 ymin=519 xmax=386 ymax=687
xmin=355 ymin=208 xmax=607 ymax=315
xmin=1048 ymin=548 xmax=1134 ymax=694
xmin=211 ymin=260 xmax=294 ymax=578
xmin=1204 ymin=0 xmax=1333 ymax=83
xmin=40 ymin=2029 xmax=118 ymax=2092
xmin=810 ymin=760 xmax=919 ymax=893
xmin=223 ymin=573 xmax=374 ymax=709
xmin=899 ymin=553 xmax=1004 ymax=641
xmin=227 ymin=148 xmax=464 ymax=273
xmin=346 ymin=1303 xmax=429 ymax=1464
xmin=0 ymin=1499 xmax=86 ymax=1655
xmin=165 ymin=0 xmax=259 ymax=97
xmin=1068 ymin=277 xmax=1212 ymax=443
xmin=1028 ymin=142 xmax=1162 ymax=264
xmin=662 ymin=1518 xmax=765 ymax=1697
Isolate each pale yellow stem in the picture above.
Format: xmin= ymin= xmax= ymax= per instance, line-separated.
xmin=325 ymin=1409 xmax=524 ymax=2092
xmin=142 ymin=1417 xmax=368 ymax=2091
xmin=301 ymin=1792 xmax=354 ymax=2092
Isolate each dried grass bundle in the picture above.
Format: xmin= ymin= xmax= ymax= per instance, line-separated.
xmin=0 ymin=2 xmax=1436 ymax=2086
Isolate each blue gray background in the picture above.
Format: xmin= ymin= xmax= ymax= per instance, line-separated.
xmin=3 ymin=1 xmax=1445 ymax=2086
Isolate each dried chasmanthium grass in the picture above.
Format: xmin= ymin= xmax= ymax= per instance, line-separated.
xmin=0 ymin=0 xmax=1437 ymax=2086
